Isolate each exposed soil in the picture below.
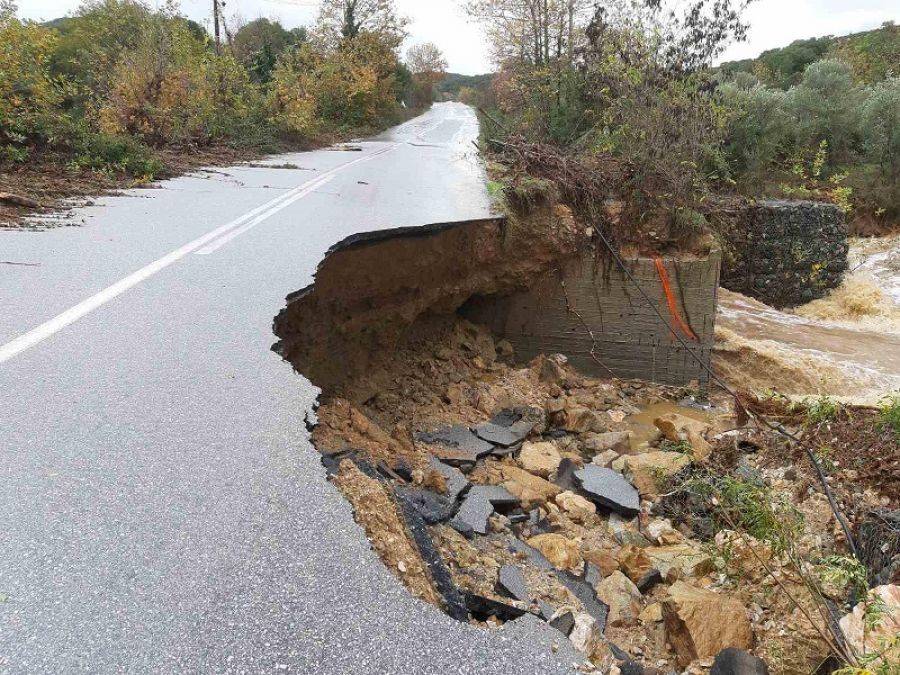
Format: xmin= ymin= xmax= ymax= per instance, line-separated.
xmin=273 ymin=196 xmax=898 ymax=673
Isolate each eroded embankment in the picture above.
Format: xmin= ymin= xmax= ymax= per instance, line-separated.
xmin=271 ymin=212 xmax=898 ymax=674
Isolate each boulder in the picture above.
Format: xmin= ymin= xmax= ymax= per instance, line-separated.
xmin=527 ymin=533 xmax=582 ymax=571
xmin=574 ymin=466 xmax=640 ymax=517
xmin=617 ymin=544 xmax=654 ymax=584
xmin=500 ymin=465 xmax=562 ymax=505
xmin=663 ymin=581 xmax=753 ymax=666
xmin=646 ymin=543 xmax=715 ymax=581
xmin=594 ymin=571 xmax=642 ymax=627
xmin=710 ymin=648 xmax=769 ymax=675
xmin=569 ymin=612 xmax=603 ymax=656
xmin=560 ymin=406 xmax=608 ymax=434
xmin=555 ymin=490 xmax=597 ymax=522
xmin=639 ymin=603 xmax=663 ymax=624
xmin=518 ymin=441 xmax=563 ymax=478
xmin=838 ymin=584 xmax=900 ymax=669
xmin=592 ymin=449 xmax=620 ymax=468
xmin=584 ymin=431 xmax=632 ymax=454
xmin=583 ymin=548 xmax=620 ymax=577
xmin=623 ymin=451 xmax=691 ymax=495
xmin=653 ymin=413 xmax=712 ymax=461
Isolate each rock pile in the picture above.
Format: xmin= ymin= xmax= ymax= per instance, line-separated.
xmin=309 ymin=320 xmax=898 ymax=673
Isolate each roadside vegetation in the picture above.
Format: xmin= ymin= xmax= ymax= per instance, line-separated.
xmin=0 ymin=0 xmax=449 ymax=221
xmin=463 ymin=2 xmax=898 ymax=233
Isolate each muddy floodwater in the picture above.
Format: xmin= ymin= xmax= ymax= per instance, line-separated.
xmin=715 ymin=234 xmax=900 ymax=404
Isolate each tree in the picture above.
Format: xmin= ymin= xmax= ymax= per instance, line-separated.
xmin=314 ymin=0 xmax=408 ymax=52
xmin=232 ymin=18 xmax=306 ymax=83
xmin=465 ymin=0 xmax=591 ymax=67
xmin=406 ymin=42 xmax=447 ymax=107
xmin=406 ymin=42 xmax=447 ymax=75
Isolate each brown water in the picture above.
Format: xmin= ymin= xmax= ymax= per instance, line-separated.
xmin=715 ymin=235 xmax=900 ymax=405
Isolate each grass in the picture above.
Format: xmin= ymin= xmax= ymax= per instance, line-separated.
xmin=878 ymin=393 xmax=900 ymax=438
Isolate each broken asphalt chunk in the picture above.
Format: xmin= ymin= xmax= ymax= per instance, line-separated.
xmin=549 ymin=609 xmax=576 ymax=636
xmin=557 ymin=570 xmax=610 ymax=632
xmin=417 ymin=425 xmax=494 ymax=467
xmin=450 ymin=485 xmax=517 ymax=537
xmin=395 ymin=487 xmax=455 ymax=524
xmin=394 ymin=493 xmax=469 ymax=622
xmin=509 ymin=538 xmax=554 ymax=570
xmin=575 ymin=466 xmax=640 ymax=517
xmin=427 ymin=457 xmax=470 ymax=503
xmin=553 ymin=457 xmax=579 ymax=491
xmin=498 ymin=565 xmax=531 ymax=603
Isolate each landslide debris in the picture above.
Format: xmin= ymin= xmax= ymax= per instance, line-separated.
xmin=291 ymin=312 xmax=899 ymax=673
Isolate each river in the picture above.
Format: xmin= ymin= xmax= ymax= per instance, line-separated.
xmin=714 ymin=234 xmax=900 ymax=405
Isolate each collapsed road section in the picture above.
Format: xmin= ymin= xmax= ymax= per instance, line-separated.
xmin=272 ymin=205 xmax=897 ymax=673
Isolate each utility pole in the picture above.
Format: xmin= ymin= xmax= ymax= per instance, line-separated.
xmin=212 ymin=0 xmax=221 ymax=55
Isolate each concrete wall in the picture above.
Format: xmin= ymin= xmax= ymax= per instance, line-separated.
xmin=721 ymin=200 xmax=848 ymax=308
xmin=461 ymin=250 xmax=721 ymax=388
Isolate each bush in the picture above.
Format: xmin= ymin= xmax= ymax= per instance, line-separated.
xmin=0 ymin=14 xmax=69 ymax=148
xmin=268 ymin=32 xmax=403 ymax=137
xmin=720 ymin=74 xmax=790 ymax=186
xmin=786 ymin=59 xmax=864 ymax=168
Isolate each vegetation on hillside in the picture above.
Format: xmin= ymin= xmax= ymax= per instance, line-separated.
xmin=469 ymin=2 xmax=898 ymax=232
xmin=0 ymin=0 xmax=445 ymax=192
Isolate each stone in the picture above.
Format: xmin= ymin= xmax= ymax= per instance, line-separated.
xmin=639 ymin=603 xmax=663 ymax=624
xmin=555 ymin=491 xmax=597 ymax=522
xmin=663 ymin=581 xmax=753 ymax=667
xmin=583 ymin=548 xmax=620 ymax=577
xmin=519 ymin=441 xmax=563 ymax=478
xmin=569 ymin=612 xmax=602 ymax=656
xmin=653 ymin=414 xmax=712 ymax=460
xmin=527 ymin=533 xmax=582 ymax=571
xmin=838 ymin=585 xmax=900 ymax=669
xmin=582 ymin=562 xmax=604 ymax=588
xmin=450 ymin=485 xmax=518 ymax=537
xmin=574 ymin=466 xmax=640 ymax=517
xmin=710 ymin=648 xmax=769 ymax=675
xmin=417 ymin=425 xmax=494 ymax=466
xmin=538 ymin=354 xmax=569 ymax=385
xmin=646 ymin=544 xmax=715 ymax=581
xmin=549 ymin=609 xmax=576 ymax=636
xmin=623 ymin=452 xmax=692 ymax=496
xmin=500 ymin=465 xmax=562 ymax=505
xmin=584 ymin=431 xmax=632 ymax=454
xmin=595 ymin=571 xmax=642 ymax=627
xmin=592 ymin=449 xmax=620 ymax=468
xmin=560 ymin=406 xmax=609 ymax=434
xmin=617 ymin=545 xmax=654 ymax=584
xmin=646 ymin=518 xmax=679 ymax=544
xmin=635 ymin=569 xmax=663 ymax=593
xmin=427 ymin=457 xmax=470 ymax=503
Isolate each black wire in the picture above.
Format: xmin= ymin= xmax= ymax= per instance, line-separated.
xmin=590 ymin=223 xmax=860 ymax=559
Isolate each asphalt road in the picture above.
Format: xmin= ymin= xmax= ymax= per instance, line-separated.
xmin=0 ymin=104 xmax=577 ymax=673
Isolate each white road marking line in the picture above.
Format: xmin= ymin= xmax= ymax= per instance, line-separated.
xmin=195 ymin=143 xmax=398 ymax=255
xmin=193 ymin=174 xmax=336 ymax=255
xmin=0 ymin=144 xmax=399 ymax=365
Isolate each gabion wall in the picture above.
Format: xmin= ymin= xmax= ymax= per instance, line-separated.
xmin=721 ymin=200 xmax=848 ymax=308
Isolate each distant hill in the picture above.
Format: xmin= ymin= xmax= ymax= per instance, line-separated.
xmin=719 ymin=21 xmax=898 ymax=88
xmin=438 ymin=72 xmax=494 ymax=100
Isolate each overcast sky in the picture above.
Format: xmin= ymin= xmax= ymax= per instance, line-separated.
xmin=18 ymin=0 xmax=900 ymax=75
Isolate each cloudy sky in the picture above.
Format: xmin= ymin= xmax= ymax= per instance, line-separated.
xmin=18 ymin=0 xmax=899 ymax=75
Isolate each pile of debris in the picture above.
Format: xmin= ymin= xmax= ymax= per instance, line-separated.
xmin=308 ymin=320 xmax=899 ymax=674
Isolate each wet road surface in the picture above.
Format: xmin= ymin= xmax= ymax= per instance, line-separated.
xmin=0 ymin=104 xmax=575 ymax=673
